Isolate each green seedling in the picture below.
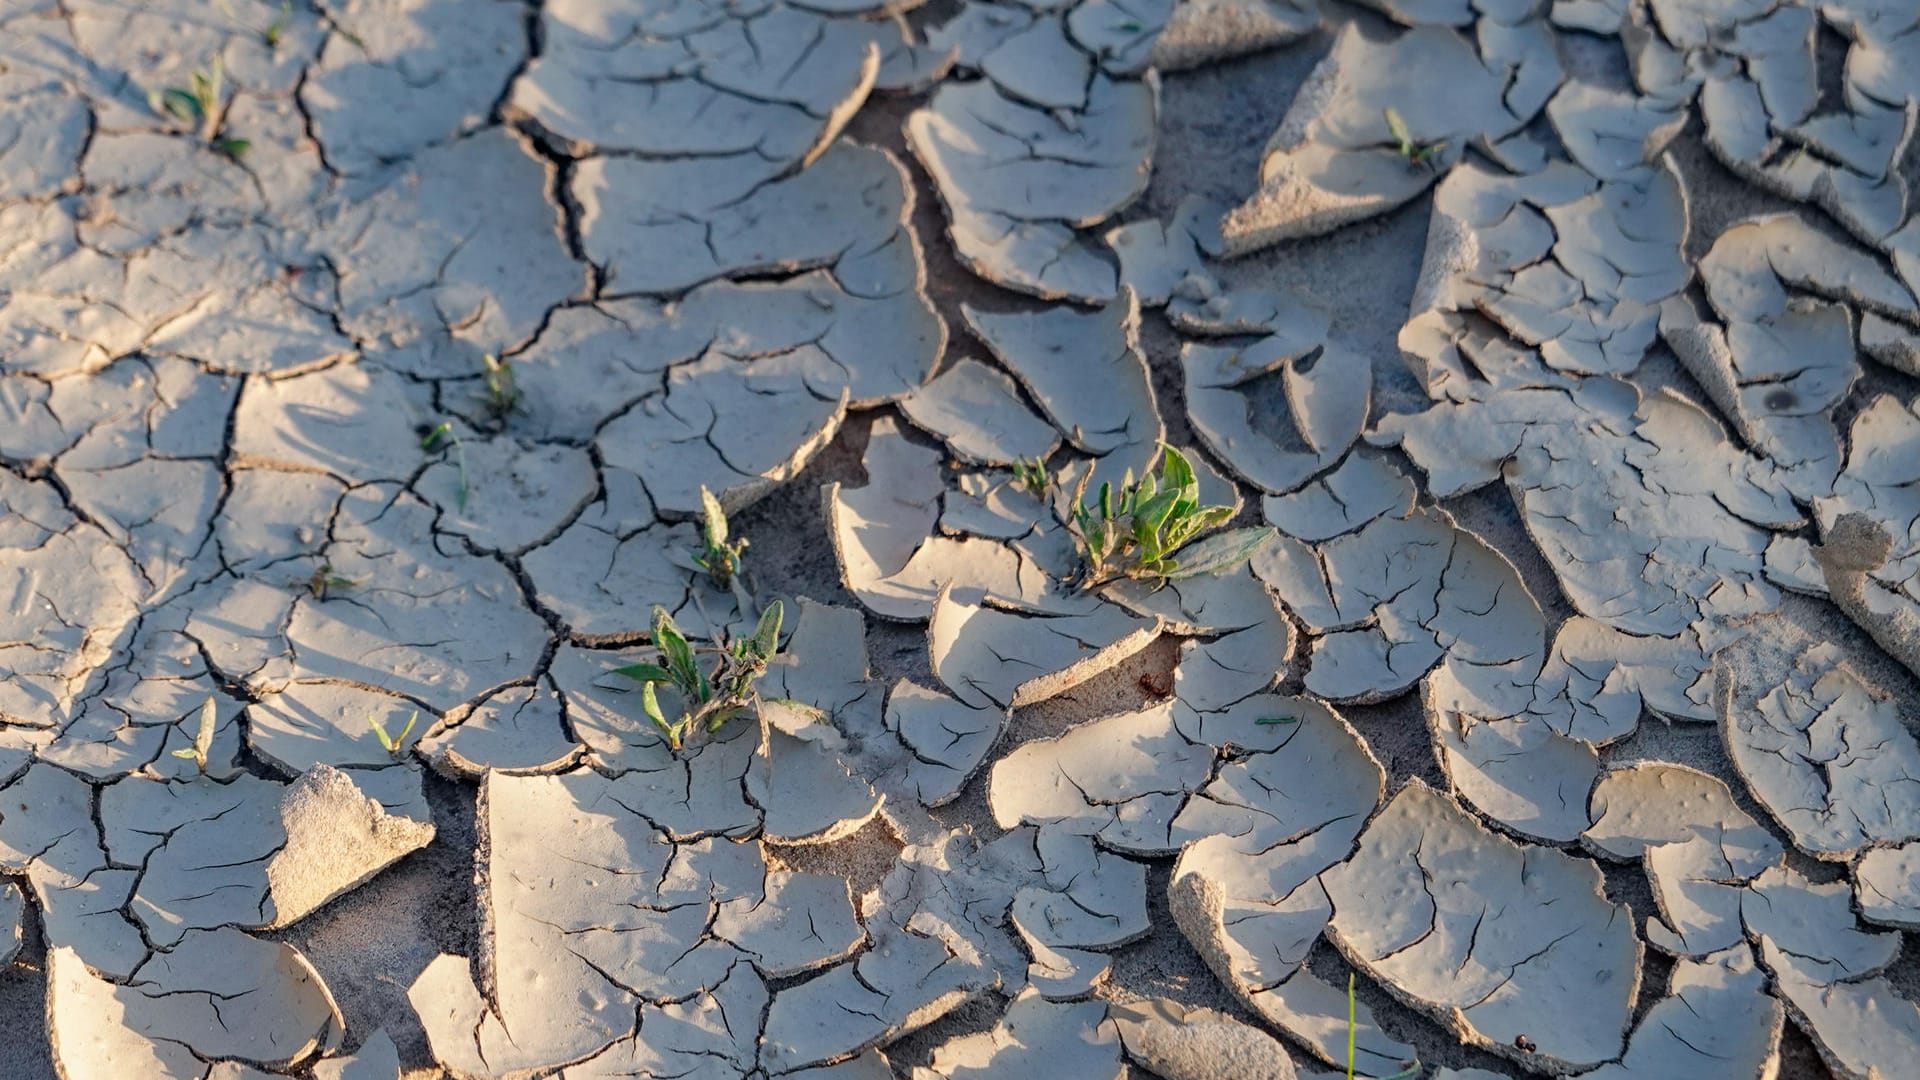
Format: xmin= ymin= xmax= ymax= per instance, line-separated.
xmin=1066 ymin=446 xmax=1277 ymax=589
xmin=691 ymin=486 xmax=749 ymax=590
xmin=1255 ymin=715 xmax=1298 ymax=726
xmin=149 ymin=57 xmax=230 ymax=144
xmin=612 ymin=601 xmax=785 ymax=752
xmin=369 ymin=710 xmax=418 ymax=756
xmin=1010 ymin=456 xmax=1051 ymax=498
xmin=266 ymin=0 xmax=293 ymax=46
xmin=420 ymin=422 xmax=472 ymax=511
xmin=304 ymin=561 xmax=358 ymax=600
xmin=216 ymin=0 xmax=293 ymax=46
xmin=1344 ymin=973 xmax=1421 ymax=1080
xmin=169 ymin=696 xmax=220 ymax=773
xmin=1383 ymin=107 xmax=1446 ymax=170
xmin=478 ymin=353 xmax=522 ymax=422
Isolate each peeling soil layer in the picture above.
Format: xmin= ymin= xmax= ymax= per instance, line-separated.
xmin=2 ymin=0 xmax=1920 ymax=1078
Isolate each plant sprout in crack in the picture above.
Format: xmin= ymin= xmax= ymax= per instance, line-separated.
xmin=369 ymin=710 xmax=419 ymax=756
xmin=612 ymin=601 xmax=793 ymax=752
xmin=478 ymin=353 xmax=522 ymax=424
xmin=420 ymin=421 xmax=472 ymax=511
xmin=1383 ymin=107 xmax=1445 ymax=171
xmin=1066 ymin=446 xmax=1276 ymax=589
xmin=1010 ymin=456 xmax=1051 ymax=498
xmin=1347 ymin=973 xmax=1421 ymax=1080
xmin=148 ymin=56 xmax=248 ymax=157
xmin=692 ymin=485 xmax=750 ymax=591
xmin=169 ymin=696 xmax=220 ymax=774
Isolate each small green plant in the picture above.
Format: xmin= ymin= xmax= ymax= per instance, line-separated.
xmin=1344 ymin=973 xmax=1421 ymax=1080
xmin=1066 ymin=447 xmax=1276 ymax=589
xmin=1383 ymin=107 xmax=1446 ymax=169
xmin=420 ymin=422 xmax=472 ymax=511
xmin=265 ymin=0 xmax=293 ymax=46
xmin=691 ymin=486 xmax=749 ymax=589
xmin=302 ymin=560 xmax=357 ymax=600
xmin=150 ymin=57 xmax=238 ymax=150
xmin=478 ymin=353 xmax=522 ymax=422
xmin=1010 ymin=456 xmax=1050 ymax=498
xmin=170 ymin=696 xmax=220 ymax=773
xmin=369 ymin=710 xmax=418 ymax=756
xmin=612 ymin=602 xmax=785 ymax=752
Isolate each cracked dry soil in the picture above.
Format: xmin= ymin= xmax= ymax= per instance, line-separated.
xmin=3 ymin=0 xmax=1920 ymax=1078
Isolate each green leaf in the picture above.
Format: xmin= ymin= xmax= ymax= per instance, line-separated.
xmin=1099 ymin=481 xmax=1113 ymax=520
xmin=1164 ymin=526 xmax=1278 ymax=579
xmin=1384 ymin=106 xmax=1414 ymax=152
xmin=160 ymin=87 xmax=202 ymax=122
xmin=649 ymin=606 xmax=698 ymax=689
xmin=611 ymin=662 xmax=675 ymax=684
xmin=1160 ymin=446 xmax=1195 ymax=493
xmin=1133 ymin=489 xmax=1180 ymax=538
xmin=214 ymin=137 xmax=250 ymax=157
xmin=1255 ymin=715 xmax=1298 ymax=726
xmin=749 ymin=600 xmax=783 ymax=660
xmin=640 ymin=682 xmax=667 ymax=726
xmin=193 ymin=695 xmax=217 ymax=765
xmin=699 ymin=485 xmax=727 ymax=547
xmin=170 ymin=748 xmax=200 ymax=760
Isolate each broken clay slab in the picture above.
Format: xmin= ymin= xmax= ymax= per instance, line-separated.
xmin=1322 ymin=780 xmax=1641 ymax=1073
xmin=48 ymin=929 xmax=344 ymax=1077
xmin=928 ymin=584 xmax=1162 ymax=710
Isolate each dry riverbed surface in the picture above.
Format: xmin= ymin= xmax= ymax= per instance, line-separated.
xmin=1 ymin=0 xmax=1919 ymax=1078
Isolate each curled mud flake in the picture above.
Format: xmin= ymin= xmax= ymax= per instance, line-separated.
xmin=990 ymin=700 xmax=1213 ymax=852
xmin=1106 ymin=195 xmax=1224 ymax=308
xmin=49 ymin=928 xmax=344 ymax=1077
xmin=411 ymin=770 xmax=808 ymax=1076
xmin=929 ymin=585 xmax=1162 ymax=711
xmin=917 ymin=990 xmax=1124 ymax=1079
xmin=313 ymin=1029 xmax=401 ymax=1080
xmin=0 ymin=880 xmax=19 ymax=968
xmin=1811 ymin=396 xmax=1920 ymax=681
xmin=421 ymin=437 xmax=597 ymax=556
xmin=1220 ymin=20 xmax=1556 ymax=253
xmin=1261 ymin=452 xmax=1416 ymax=543
xmin=898 ymin=356 xmax=1062 ymax=467
xmin=1742 ymin=864 xmax=1900 ymax=985
xmin=882 ymin=679 xmax=1006 ymax=808
xmin=908 ymin=75 xmax=1155 ymax=300
xmin=759 ymin=833 xmax=1002 ymax=1073
xmin=99 ymin=765 xmax=432 ymax=947
xmin=1375 ymin=378 xmax=1802 ymax=637
xmin=510 ymin=0 xmax=878 ymax=166
xmin=1408 ymin=154 xmax=1690 ymax=378
xmin=573 ymin=141 xmax=908 ymax=299
xmin=1425 ymin=668 xmax=1600 ymax=845
xmin=1854 ymin=842 xmax=1920 ymax=931
xmin=301 ymin=0 xmax=528 ymax=174
xmin=1323 ymin=781 xmax=1641 ymax=1073
xmin=599 ymin=351 xmax=848 ymax=522
xmin=419 ymin=680 xmax=584 ymax=779
xmin=1718 ymin=626 xmax=1920 ymax=861
xmin=1764 ymin=939 xmax=1920 ymax=1080
xmin=826 ymin=418 xmax=1088 ymax=621
xmin=1583 ymin=947 xmax=1783 ymax=1080
xmin=965 ymin=291 xmax=1163 ymax=475
xmin=1150 ymin=0 xmax=1318 ymax=72
xmin=1109 ymin=997 xmax=1302 ymax=1080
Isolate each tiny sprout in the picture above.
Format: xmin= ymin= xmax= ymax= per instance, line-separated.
xmin=149 ymin=57 xmax=229 ymax=143
xmin=1066 ymin=446 xmax=1276 ymax=589
xmin=478 ymin=353 xmax=522 ymax=422
xmin=691 ymin=485 xmax=748 ymax=590
xmin=306 ymin=561 xmax=356 ymax=600
xmin=169 ymin=696 xmax=220 ymax=773
xmin=420 ymin=421 xmax=472 ymax=511
xmin=266 ymin=0 xmax=292 ymax=47
xmin=1255 ymin=715 xmax=1298 ymax=726
xmin=1344 ymin=972 xmax=1421 ymax=1080
xmin=369 ymin=710 xmax=418 ymax=756
xmin=213 ymin=137 xmax=251 ymax=159
xmin=612 ymin=601 xmax=783 ymax=752
xmin=1010 ymin=456 xmax=1051 ymax=498
xmin=1383 ymin=107 xmax=1446 ymax=170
